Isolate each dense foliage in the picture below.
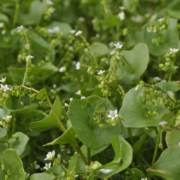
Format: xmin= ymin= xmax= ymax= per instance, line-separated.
xmin=0 ymin=0 xmax=180 ymax=179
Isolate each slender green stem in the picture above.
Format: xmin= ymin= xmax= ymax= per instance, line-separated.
xmin=12 ymin=116 xmax=16 ymax=135
xmin=21 ymin=85 xmax=39 ymax=94
xmin=22 ymin=61 xmax=29 ymax=85
xmin=87 ymin=147 xmax=91 ymax=165
xmin=151 ymin=128 xmax=161 ymax=168
xmin=73 ymin=143 xmax=88 ymax=165
xmin=168 ymin=57 xmax=176 ymax=82
xmin=128 ymin=128 xmax=134 ymax=145
xmin=46 ymin=95 xmax=66 ymax=132
xmin=13 ymin=0 xmax=19 ymax=28
xmin=122 ymin=57 xmax=135 ymax=73
xmin=60 ymin=164 xmax=67 ymax=174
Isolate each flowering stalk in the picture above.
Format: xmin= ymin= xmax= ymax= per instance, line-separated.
xmin=13 ymin=0 xmax=19 ymax=28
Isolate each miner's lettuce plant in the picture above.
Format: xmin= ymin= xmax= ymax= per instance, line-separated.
xmin=1 ymin=0 xmax=180 ymax=180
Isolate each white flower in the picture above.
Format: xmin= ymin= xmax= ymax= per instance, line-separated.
xmin=47 ymin=0 xmax=53 ymax=4
xmin=17 ymin=25 xmax=24 ymax=33
xmin=35 ymin=164 xmax=40 ymax=169
xmin=170 ymin=48 xmax=179 ymax=53
xmin=97 ymin=70 xmax=105 ymax=75
xmin=70 ymin=98 xmax=73 ymax=101
xmin=135 ymin=86 xmax=139 ymax=91
xmin=154 ymin=77 xmax=161 ymax=82
xmin=53 ymin=84 xmax=57 ymax=88
xmin=25 ymin=55 xmax=34 ymax=61
xmin=119 ymin=6 xmax=125 ymax=10
xmin=3 ymin=115 xmax=12 ymax=120
xmin=0 ymin=84 xmax=11 ymax=92
xmin=131 ymin=15 xmax=142 ymax=23
xmin=114 ymin=42 xmax=123 ymax=49
xmin=0 ymin=77 xmax=6 ymax=83
xmin=147 ymin=29 xmax=156 ymax=33
xmin=118 ymin=12 xmax=125 ymax=20
xmin=81 ymin=96 xmax=85 ymax=99
xmin=76 ymin=62 xmax=80 ymax=70
xmin=101 ymin=81 xmax=103 ymax=85
xmin=70 ymin=30 xmax=76 ymax=34
xmin=75 ymin=175 xmax=79 ymax=178
xmin=158 ymin=18 xmax=165 ymax=22
xmin=43 ymin=163 xmax=51 ymax=170
xmin=75 ymin=30 xmax=83 ymax=36
xmin=65 ymin=103 xmax=69 ymax=107
xmin=59 ymin=66 xmax=66 ymax=72
xmin=159 ymin=121 xmax=168 ymax=127
xmin=110 ymin=51 xmax=115 ymax=55
xmin=141 ymin=178 xmax=147 ymax=180
xmin=0 ymin=23 xmax=4 ymax=28
xmin=75 ymin=90 xmax=81 ymax=95
xmin=47 ymin=27 xmax=60 ymax=33
xmin=44 ymin=150 xmax=55 ymax=160
xmin=107 ymin=110 xmax=118 ymax=120
xmin=100 ymin=169 xmax=113 ymax=174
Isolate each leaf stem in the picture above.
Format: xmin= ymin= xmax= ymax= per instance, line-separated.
xmin=87 ymin=147 xmax=91 ymax=165
xmin=13 ymin=0 xmax=19 ymax=28
xmin=151 ymin=128 xmax=161 ymax=168
xmin=46 ymin=95 xmax=66 ymax=132
xmin=73 ymin=143 xmax=88 ymax=165
xmin=128 ymin=128 xmax=134 ymax=145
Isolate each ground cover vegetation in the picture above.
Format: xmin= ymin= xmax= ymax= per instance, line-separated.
xmin=0 ymin=0 xmax=180 ymax=179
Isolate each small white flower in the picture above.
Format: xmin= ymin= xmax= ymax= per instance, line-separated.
xmin=65 ymin=103 xmax=69 ymax=107
xmin=43 ymin=163 xmax=51 ymax=170
xmin=118 ymin=12 xmax=125 ymax=20
xmin=141 ymin=178 xmax=147 ymax=180
xmin=101 ymin=81 xmax=103 ymax=85
xmin=179 ymin=141 xmax=180 ymax=145
xmin=154 ymin=77 xmax=161 ymax=82
xmin=75 ymin=90 xmax=81 ymax=95
xmin=81 ymin=96 xmax=85 ymax=99
xmin=48 ymin=27 xmax=60 ymax=33
xmin=119 ymin=6 xmax=125 ymax=10
xmin=158 ymin=18 xmax=165 ymax=22
xmin=0 ymin=23 xmax=4 ymax=28
xmin=100 ymin=169 xmax=113 ymax=174
xmin=25 ymin=55 xmax=34 ymax=61
xmin=70 ymin=98 xmax=73 ymax=101
xmin=75 ymin=175 xmax=79 ymax=178
xmin=35 ymin=164 xmax=40 ymax=169
xmin=53 ymin=84 xmax=57 ymax=88
xmin=110 ymin=51 xmax=115 ymax=55
xmin=109 ymin=42 xmax=114 ymax=47
xmin=76 ymin=62 xmax=80 ymax=70
xmin=47 ymin=0 xmax=53 ymax=4
xmin=84 ymin=48 xmax=88 ymax=52
xmin=0 ymin=84 xmax=11 ymax=92
xmin=78 ymin=17 xmax=85 ymax=22
xmin=70 ymin=30 xmax=76 ymax=34
xmin=135 ymin=86 xmax=139 ymax=91
xmin=117 ymin=56 xmax=120 ymax=59
xmin=59 ymin=66 xmax=66 ymax=72
xmin=131 ymin=14 xmax=142 ymax=23
xmin=17 ymin=25 xmax=24 ymax=33
xmin=44 ymin=150 xmax=55 ymax=160
xmin=3 ymin=115 xmax=12 ymax=120
xmin=97 ymin=70 xmax=105 ymax=75
xmin=147 ymin=29 xmax=156 ymax=33
xmin=107 ymin=110 xmax=118 ymax=120
xmin=114 ymin=42 xmax=123 ymax=49
xmin=159 ymin=121 xmax=168 ymax=127
xmin=75 ymin=30 xmax=83 ymax=36
xmin=170 ymin=48 xmax=179 ymax=53
xmin=0 ymin=77 xmax=6 ymax=83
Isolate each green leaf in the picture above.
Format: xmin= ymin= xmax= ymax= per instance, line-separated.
xmin=0 ymin=107 xmax=8 ymax=120
xmin=0 ymin=127 xmax=7 ymax=138
xmin=17 ymin=0 xmax=47 ymax=25
xmin=36 ymin=88 xmax=47 ymax=100
xmin=44 ymin=127 xmax=76 ymax=146
xmin=116 ymin=43 xmax=149 ymax=84
xmin=147 ymin=146 xmax=180 ymax=180
xmin=30 ymin=96 xmax=62 ymax=131
xmin=95 ymin=135 xmax=133 ymax=179
xmin=91 ymin=42 xmax=110 ymax=56
xmin=166 ymin=129 xmax=180 ymax=147
xmin=157 ymin=81 xmax=180 ymax=92
xmin=129 ymin=168 xmax=146 ymax=180
xmin=0 ymin=149 xmax=25 ymax=180
xmin=120 ymin=88 xmax=168 ymax=128
xmin=30 ymin=173 xmax=55 ymax=180
xmin=143 ymin=18 xmax=179 ymax=56
xmin=0 ymin=14 xmax=9 ymax=23
xmin=9 ymin=132 xmax=29 ymax=156
xmin=0 ymin=143 xmax=7 ymax=155
xmin=133 ymin=134 xmax=147 ymax=157
xmin=46 ymin=165 xmax=66 ymax=176
xmin=68 ymin=96 xmax=121 ymax=148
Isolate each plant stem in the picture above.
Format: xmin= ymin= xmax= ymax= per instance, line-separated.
xmin=22 ymin=60 xmax=29 ymax=86
xmin=168 ymin=57 xmax=176 ymax=82
xmin=60 ymin=164 xmax=67 ymax=174
xmin=128 ymin=128 xmax=134 ymax=145
xmin=87 ymin=147 xmax=91 ymax=165
xmin=13 ymin=0 xmax=19 ymax=28
xmin=46 ymin=95 xmax=66 ymax=132
xmin=151 ymin=128 xmax=161 ymax=168
xmin=73 ymin=143 xmax=88 ymax=165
